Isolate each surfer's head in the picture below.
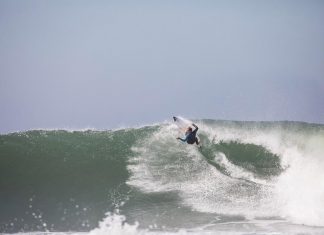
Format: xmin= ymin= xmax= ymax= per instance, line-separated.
xmin=187 ymin=127 xmax=192 ymax=132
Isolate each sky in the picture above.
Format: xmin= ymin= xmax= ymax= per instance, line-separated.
xmin=1 ymin=0 xmax=324 ymax=133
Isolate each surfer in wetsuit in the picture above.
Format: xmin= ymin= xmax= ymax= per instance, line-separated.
xmin=177 ymin=123 xmax=200 ymax=145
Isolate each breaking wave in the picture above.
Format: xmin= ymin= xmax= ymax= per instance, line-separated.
xmin=1 ymin=120 xmax=324 ymax=233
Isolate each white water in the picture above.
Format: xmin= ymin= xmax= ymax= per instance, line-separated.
xmin=127 ymin=119 xmax=324 ymax=227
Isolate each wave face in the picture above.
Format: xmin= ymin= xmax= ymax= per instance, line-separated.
xmin=1 ymin=120 xmax=324 ymax=233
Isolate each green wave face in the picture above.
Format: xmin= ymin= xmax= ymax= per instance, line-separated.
xmin=1 ymin=120 xmax=324 ymax=232
xmin=200 ymin=140 xmax=282 ymax=178
xmin=0 ymin=127 xmax=156 ymax=232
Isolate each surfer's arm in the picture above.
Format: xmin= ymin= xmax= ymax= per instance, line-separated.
xmin=192 ymin=124 xmax=198 ymax=132
xmin=177 ymin=136 xmax=188 ymax=142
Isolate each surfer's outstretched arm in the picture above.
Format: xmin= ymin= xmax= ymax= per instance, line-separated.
xmin=192 ymin=123 xmax=198 ymax=132
xmin=177 ymin=137 xmax=188 ymax=142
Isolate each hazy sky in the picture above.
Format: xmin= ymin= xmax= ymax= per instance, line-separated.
xmin=1 ymin=0 xmax=324 ymax=132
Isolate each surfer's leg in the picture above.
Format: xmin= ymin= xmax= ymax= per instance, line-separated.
xmin=195 ymin=137 xmax=199 ymax=145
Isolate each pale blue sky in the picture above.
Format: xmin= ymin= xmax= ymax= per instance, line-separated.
xmin=1 ymin=0 xmax=324 ymax=132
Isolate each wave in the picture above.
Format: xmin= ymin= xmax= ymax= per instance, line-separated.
xmin=0 ymin=120 xmax=324 ymax=233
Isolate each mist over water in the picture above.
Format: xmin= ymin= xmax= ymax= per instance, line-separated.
xmin=1 ymin=119 xmax=324 ymax=234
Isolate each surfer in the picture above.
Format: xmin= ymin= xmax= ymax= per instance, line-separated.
xmin=177 ymin=123 xmax=200 ymax=145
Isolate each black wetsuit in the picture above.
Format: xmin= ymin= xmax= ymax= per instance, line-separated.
xmin=179 ymin=126 xmax=199 ymax=145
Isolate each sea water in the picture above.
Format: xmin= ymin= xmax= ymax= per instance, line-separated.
xmin=1 ymin=120 xmax=324 ymax=234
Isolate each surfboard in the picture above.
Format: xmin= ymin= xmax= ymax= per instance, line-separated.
xmin=173 ymin=116 xmax=192 ymax=133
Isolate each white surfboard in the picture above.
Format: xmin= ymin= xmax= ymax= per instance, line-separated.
xmin=173 ymin=116 xmax=193 ymax=133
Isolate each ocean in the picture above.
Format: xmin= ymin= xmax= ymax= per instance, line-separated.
xmin=1 ymin=119 xmax=324 ymax=235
